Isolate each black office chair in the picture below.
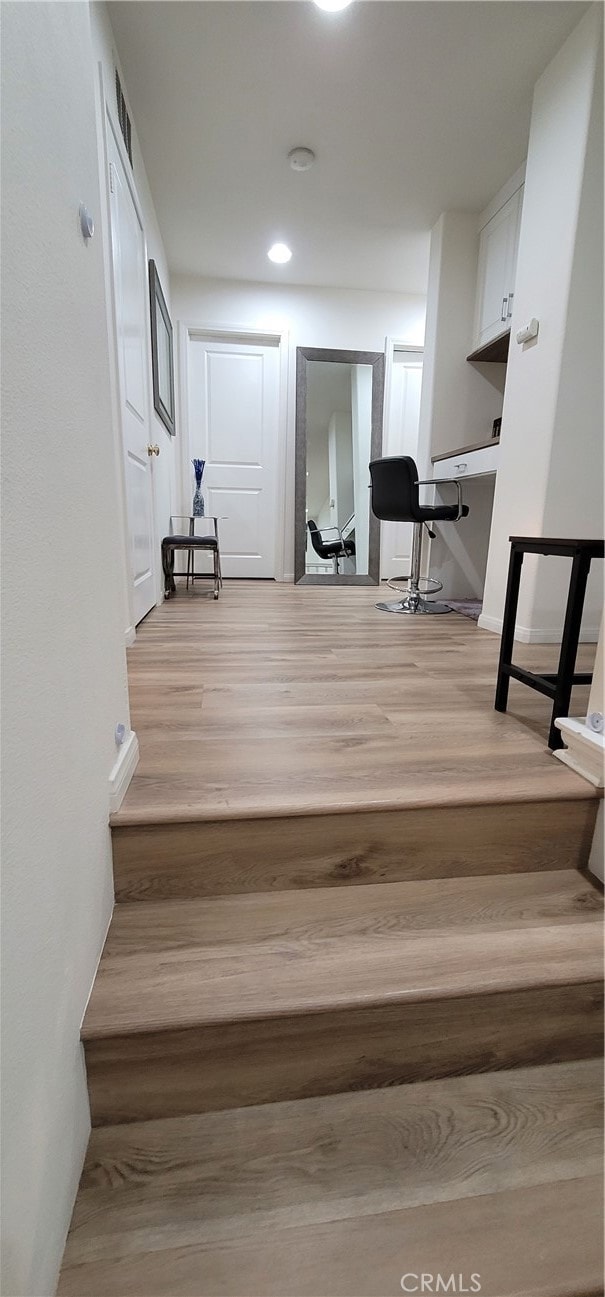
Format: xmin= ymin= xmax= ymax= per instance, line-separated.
xmin=307 ymin=520 xmax=356 ymax=575
xmin=369 ymin=456 xmax=469 ymax=614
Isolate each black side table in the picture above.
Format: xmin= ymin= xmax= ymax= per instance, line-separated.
xmin=495 ymin=536 xmax=604 ymax=750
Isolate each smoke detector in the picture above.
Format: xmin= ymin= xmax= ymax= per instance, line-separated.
xmin=288 ymin=147 xmax=316 ymax=172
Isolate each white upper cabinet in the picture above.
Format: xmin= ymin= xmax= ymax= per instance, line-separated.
xmin=473 ymin=185 xmax=523 ymax=350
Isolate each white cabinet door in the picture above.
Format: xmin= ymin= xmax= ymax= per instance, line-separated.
xmin=474 ymin=187 xmax=523 ymax=349
xmin=107 ymin=130 xmax=156 ymax=625
xmin=187 ymin=337 xmax=280 ymax=578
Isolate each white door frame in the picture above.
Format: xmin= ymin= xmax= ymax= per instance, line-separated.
xmin=93 ymin=58 xmax=136 ymax=642
xmin=94 ymin=59 xmax=160 ymax=634
xmin=177 ymin=323 xmax=290 ymax=581
xmin=381 ymin=337 xmax=424 ymax=582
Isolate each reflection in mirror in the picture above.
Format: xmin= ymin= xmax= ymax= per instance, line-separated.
xmin=305 ymin=362 xmax=372 ymax=576
xmin=295 ymin=348 xmax=385 ymax=585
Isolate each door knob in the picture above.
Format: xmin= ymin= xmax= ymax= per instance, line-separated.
xmin=147 ymin=443 xmax=160 ymax=456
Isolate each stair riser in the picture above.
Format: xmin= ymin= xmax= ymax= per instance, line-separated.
xmin=111 ymin=799 xmax=598 ymax=902
xmin=85 ymin=981 xmax=603 ymax=1126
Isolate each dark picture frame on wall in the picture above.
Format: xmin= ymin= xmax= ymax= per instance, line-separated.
xmin=148 ymin=259 xmax=175 ymax=436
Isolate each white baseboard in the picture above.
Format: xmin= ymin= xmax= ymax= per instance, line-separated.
xmin=553 ymin=717 xmax=605 ymax=788
xmin=108 ymin=729 xmax=139 ymax=814
xmin=79 ymin=903 xmax=114 ymax=1026
xmin=520 ymin=625 xmax=599 ymax=644
xmin=125 ymin=625 xmax=136 ymax=647
xmin=477 ymin=613 xmax=502 ymax=636
xmin=478 ymin=613 xmax=599 ymax=644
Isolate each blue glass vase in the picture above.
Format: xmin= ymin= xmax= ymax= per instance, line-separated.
xmin=193 ymin=483 xmax=205 ymax=517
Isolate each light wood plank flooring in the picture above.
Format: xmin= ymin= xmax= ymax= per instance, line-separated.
xmin=59 ymin=582 xmax=603 ymax=1297
xmin=82 ymin=869 xmax=603 ymax=1126
xmin=115 ymin=582 xmax=597 ymax=823
xmin=85 ymin=871 xmax=603 ymax=1038
xmin=59 ymin=1060 xmax=603 ymax=1297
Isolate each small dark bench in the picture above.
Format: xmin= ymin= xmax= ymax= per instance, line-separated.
xmin=495 ymin=535 xmax=604 ymax=749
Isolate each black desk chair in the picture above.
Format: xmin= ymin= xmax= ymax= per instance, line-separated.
xmin=369 ymin=455 xmax=469 ymax=614
xmin=307 ymin=520 xmax=356 ymax=575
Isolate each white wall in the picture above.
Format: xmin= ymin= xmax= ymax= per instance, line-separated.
xmin=172 ymin=276 xmax=425 ymax=578
xmin=306 ymin=433 xmax=330 ymax=524
xmin=173 ymin=276 xmax=426 ymax=355
xmin=538 ymin=44 xmax=603 ymax=634
xmin=481 ymin=6 xmax=603 ymax=642
xmin=430 ymin=473 xmax=497 ymax=600
xmin=351 ymin=365 xmax=373 ymax=574
xmin=417 ymin=212 xmax=505 ymax=474
xmin=416 ymin=211 xmax=505 ymax=598
xmin=90 ymin=2 xmax=179 ymax=618
xmin=1 ymin=4 xmax=132 ymax=1294
xmin=328 ymin=411 xmax=354 ymax=531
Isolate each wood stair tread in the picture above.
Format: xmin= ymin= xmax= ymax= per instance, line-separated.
xmin=59 ymin=1060 xmax=604 ymax=1295
xmin=111 ymin=767 xmax=597 ymax=825
xmin=83 ymin=870 xmax=604 ymax=1040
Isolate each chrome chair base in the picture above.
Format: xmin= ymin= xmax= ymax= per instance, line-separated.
xmin=376 ymin=596 xmax=452 ymax=615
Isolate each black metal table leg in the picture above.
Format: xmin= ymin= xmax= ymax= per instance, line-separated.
xmin=188 ymin=517 xmax=195 ymax=592
xmin=161 ymin=542 xmax=176 ymax=596
xmin=495 ymin=545 xmax=524 ymax=712
xmin=548 ymin=551 xmax=592 ymax=750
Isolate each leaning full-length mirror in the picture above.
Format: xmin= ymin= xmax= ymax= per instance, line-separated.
xmin=295 ymin=348 xmax=385 ymax=584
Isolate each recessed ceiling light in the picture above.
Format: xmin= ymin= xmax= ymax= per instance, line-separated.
xmin=314 ymin=0 xmax=354 ymax=10
xmin=268 ymin=243 xmax=292 ymax=264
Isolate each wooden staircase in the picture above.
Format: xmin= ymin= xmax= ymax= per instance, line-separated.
xmin=60 ymin=802 xmax=603 ymax=1296
xmin=59 ymin=591 xmax=604 ymax=1295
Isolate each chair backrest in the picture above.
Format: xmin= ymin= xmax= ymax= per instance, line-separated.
xmin=369 ymin=456 xmax=421 ymax=523
xmin=307 ymin=520 xmax=326 ymax=557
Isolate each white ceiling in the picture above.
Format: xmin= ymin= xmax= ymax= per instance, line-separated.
xmin=108 ymin=0 xmax=587 ymax=294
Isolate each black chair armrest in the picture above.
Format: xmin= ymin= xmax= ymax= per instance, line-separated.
xmin=308 ymin=524 xmax=348 ymax=552
xmin=308 ymin=525 xmax=340 ymax=538
xmin=415 ymin=477 xmax=464 ymax=520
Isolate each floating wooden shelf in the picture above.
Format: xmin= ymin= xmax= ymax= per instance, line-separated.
xmin=467 ymin=330 xmax=510 ymax=364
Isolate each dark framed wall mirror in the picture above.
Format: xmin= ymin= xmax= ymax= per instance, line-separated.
xmin=148 ymin=259 xmax=175 ymax=436
xmin=295 ymin=347 xmax=385 ymax=584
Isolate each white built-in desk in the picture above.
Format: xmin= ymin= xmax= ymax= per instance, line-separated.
xmin=431 ymin=436 xmax=500 ymax=481
xmin=428 ymin=438 xmax=500 ymax=601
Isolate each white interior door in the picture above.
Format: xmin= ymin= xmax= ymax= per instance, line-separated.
xmin=187 ymin=336 xmax=280 ymax=578
xmin=107 ymin=127 xmax=156 ymax=625
xmin=380 ymin=349 xmax=423 ymax=581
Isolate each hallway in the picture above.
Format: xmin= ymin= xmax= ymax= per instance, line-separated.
xmin=3 ymin=2 xmax=603 ymax=1291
